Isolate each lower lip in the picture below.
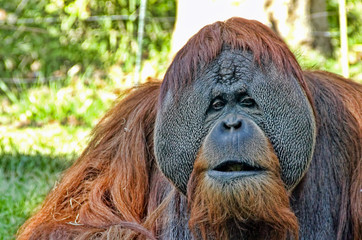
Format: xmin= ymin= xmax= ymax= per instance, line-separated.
xmin=207 ymin=170 xmax=263 ymax=181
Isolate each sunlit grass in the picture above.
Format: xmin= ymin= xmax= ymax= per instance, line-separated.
xmin=0 ymin=125 xmax=90 ymax=239
xmin=0 ymin=77 xmax=119 ymax=127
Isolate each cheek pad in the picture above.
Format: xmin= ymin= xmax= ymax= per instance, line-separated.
xmin=250 ymin=68 xmax=316 ymax=189
xmin=154 ymin=84 xmax=211 ymax=194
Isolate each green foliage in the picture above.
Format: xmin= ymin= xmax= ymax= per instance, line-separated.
xmin=326 ymin=0 xmax=362 ymax=81
xmin=0 ymin=0 xmax=175 ymax=80
xmin=327 ymin=0 xmax=362 ymax=46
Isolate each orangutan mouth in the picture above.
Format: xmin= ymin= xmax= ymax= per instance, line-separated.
xmin=208 ymin=160 xmax=264 ymax=180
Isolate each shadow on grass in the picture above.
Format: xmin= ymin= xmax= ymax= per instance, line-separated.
xmin=1 ymin=152 xmax=73 ymax=175
xmin=0 ymin=153 xmax=75 ymax=240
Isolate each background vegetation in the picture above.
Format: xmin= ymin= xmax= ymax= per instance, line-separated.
xmin=0 ymin=0 xmax=360 ymax=239
xmin=0 ymin=0 xmax=175 ymax=79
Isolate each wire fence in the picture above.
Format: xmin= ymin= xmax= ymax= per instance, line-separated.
xmin=0 ymin=11 xmax=175 ymax=85
xmin=0 ymin=15 xmax=175 ymax=25
xmin=0 ymin=10 xmax=350 ymax=85
xmin=0 ymin=76 xmax=63 ymax=84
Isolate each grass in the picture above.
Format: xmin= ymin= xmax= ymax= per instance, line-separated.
xmin=0 ymin=77 xmax=118 ymax=127
xmin=0 ymin=78 xmax=117 ymax=239
xmin=0 ymin=125 xmax=90 ymax=239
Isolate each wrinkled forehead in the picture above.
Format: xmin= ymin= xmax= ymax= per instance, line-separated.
xmin=202 ymin=49 xmax=255 ymax=81
xmin=196 ymin=49 xmax=256 ymax=93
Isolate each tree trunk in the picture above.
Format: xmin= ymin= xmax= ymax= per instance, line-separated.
xmin=310 ymin=0 xmax=333 ymax=56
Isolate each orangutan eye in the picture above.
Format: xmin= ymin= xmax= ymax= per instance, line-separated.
xmin=240 ymin=96 xmax=256 ymax=107
xmin=211 ymin=98 xmax=226 ymax=110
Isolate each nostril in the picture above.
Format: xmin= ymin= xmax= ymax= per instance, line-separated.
xmin=234 ymin=121 xmax=242 ymax=129
xmin=223 ymin=119 xmax=242 ymax=130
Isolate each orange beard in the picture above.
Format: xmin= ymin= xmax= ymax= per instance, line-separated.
xmin=187 ymin=147 xmax=299 ymax=240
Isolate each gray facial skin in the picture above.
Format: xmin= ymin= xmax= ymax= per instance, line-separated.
xmin=154 ymin=49 xmax=316 ymax=194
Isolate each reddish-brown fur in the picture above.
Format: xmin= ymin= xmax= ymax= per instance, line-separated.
xmin=299 ymin=71 xmax=361 ymax=239
xmin=17 ymin=18 xmax=361 ymax=240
